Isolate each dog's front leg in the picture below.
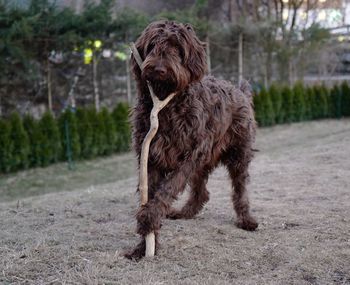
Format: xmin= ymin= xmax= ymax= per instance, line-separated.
xmin=125 ymin=164 xmax=191 ymax=260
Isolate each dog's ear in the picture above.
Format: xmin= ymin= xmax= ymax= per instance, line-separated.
xmin=183 ymin=27 xmax=207 ymax=82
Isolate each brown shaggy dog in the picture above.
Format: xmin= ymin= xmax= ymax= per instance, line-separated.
xmin=125 ymin=20 xmax=258 ymax=260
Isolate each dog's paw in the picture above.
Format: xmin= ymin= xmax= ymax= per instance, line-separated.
xmin=124 ymin=248 xmax=144 ymax=261
xmin=124 ymin=240 xmax=146 ymax=261
xmin=166 ymin=209 xmax=184 ymax=220
xmin=235 ymin=216 xmax=258 ymax=231
xmin=124 ymin=237 xmax=159 ymax=261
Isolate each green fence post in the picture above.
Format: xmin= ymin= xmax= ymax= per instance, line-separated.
xmin=65 ymin=119 xmax=74 ymax=170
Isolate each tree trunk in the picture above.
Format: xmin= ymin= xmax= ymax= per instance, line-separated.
xmin=266 ymin=49 xmax=272 ymax=87
xmin=238 ymin=32 xmax=243 ymax=83
xmin=126 ymin=56 xmax=132 ymax=105
xmin=0 ymin=90 xmax=2 ymax=116
xmin=288 ymin=59 xmax=294 ymax=86
xmin=68 ymin=67 xmax=81 ymax=109
xmin=93 ymin=54 xmax=100 ymax=112
xmin=74 ymin=0 xmax=83 ymax=13
xmin=263 ymin=66 xmax=268 ymax=88
xmin=47 ymin=60 xmax=53 ymax=112
xmin=206 ymin=35 xmax=211 ymax=75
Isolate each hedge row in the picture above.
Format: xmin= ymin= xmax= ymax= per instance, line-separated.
xmin=1 ymin=82 xmax=350 ymax=174
xmin=253 ymin=81 xmax=350 ymax=127
xmin=0 ymin=103 xmax=131 ymax=174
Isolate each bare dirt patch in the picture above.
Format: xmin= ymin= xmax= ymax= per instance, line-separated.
xmin=1 ymin=119 xmax=350 ymax=284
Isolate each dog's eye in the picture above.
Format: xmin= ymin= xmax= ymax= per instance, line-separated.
xmin=167 ymin=45 xmax=183 ymax=60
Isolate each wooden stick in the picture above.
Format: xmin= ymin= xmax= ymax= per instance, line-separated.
xmin=130 ymin=43 xmax=176 ymax=257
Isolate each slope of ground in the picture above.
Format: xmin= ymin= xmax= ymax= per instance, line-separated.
xmin=0 ymin=153 xmax=136 ymax=202
xmin=1 ymin=119 xmax=350 ymax=285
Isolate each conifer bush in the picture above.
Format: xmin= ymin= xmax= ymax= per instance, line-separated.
xmin=112 ymin=102 xmax=131 ymax=152
xmin=253 ymin=91 xmax=264 ymax=126
xmin=280 ymin=86 xmax=294 ymax=123
xmin=311 ymin=86 xmax=321 ymax=119
xmin=340 ymin=81 xmax=350 ymax=117
xmin=269 ymin=84 xmax=282 ymax=124
xmin=39 ymin=112 xmax=62 ymax=166
xmin=292 ymin=82 xmax=306 ymax=122
xmin=1 ymin=80 xmax=348 ymax=174
xmin=253 ymin=88 xmax=275 ymax=127
xmin=329 ymin=85 xmax=341 ymax=118
xmin=9 ymin=112 xmax=30 ymax=171
xmin=304 ymin=87 xmax=313 ymax=120
xmin=312 ymin=85 xmax=328 ymax=119
xmin=23 ymin=115 xmax=44 ymax=167
xmin=86 ymin=108 xmax=100 ymax=157
xmin=310 ymin=87 xmax=319 ymax=119
xmin=76 ymin=108 xmax=94 ymax=159
xmin=0 ymin=119 xmax=13 ymax=173
xmin=86 ymin=108 xmax=108 ymax=156
xmin=100 ymin=107 xmax=117 ymax=155
xmin=96 ymin=109 xmax=108 ymax=155
xmin=320 ymin=85 xmax=330 ymax=118
xmin=262 ymin=87 xmax=275 ymax=126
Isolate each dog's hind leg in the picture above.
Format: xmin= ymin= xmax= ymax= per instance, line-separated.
xmin=225 ymin=146 xmax=258 ymax=231
xmin=167 ymin=170 xmax=209 ymax=220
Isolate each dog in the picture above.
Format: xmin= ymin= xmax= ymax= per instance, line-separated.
xmin=125 ymin=20 xmax=258 ymax=260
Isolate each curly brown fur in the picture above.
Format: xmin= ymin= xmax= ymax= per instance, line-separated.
xmin=125 ymin=20 xmax=258 ymax=260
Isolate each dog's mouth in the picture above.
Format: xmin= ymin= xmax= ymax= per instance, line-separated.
xmin=147 ymin=79 xmax=177 ymax=100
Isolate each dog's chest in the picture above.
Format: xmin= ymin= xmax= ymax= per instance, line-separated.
xmin=147 ymin=98 xmax=213 ymax=167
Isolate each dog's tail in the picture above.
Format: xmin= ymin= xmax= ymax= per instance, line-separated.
xmin=239 ymin=79 xmax=253 ymax=100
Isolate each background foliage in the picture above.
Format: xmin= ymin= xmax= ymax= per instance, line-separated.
xmin=1 ymin=82 xmax=349 ymax=174
xmin=253 ymin=81 xmax=350 ymax=127
xmin=1 ymin=0 xmax=343 ymax=116
xmin=0 ymin=0 xmax=349 ymax=174
xmin=0 ymin=103 xmax=130 ymax=173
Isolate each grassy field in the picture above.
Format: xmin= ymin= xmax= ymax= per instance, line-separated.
xmin=0 ymin=119 xmax=350 ymax=284
xmin=0 ymin=153 xmax=136 ymax=202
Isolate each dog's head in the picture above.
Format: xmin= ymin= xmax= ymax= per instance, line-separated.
xmin=131 ymin=20 xmax=207 ymax=99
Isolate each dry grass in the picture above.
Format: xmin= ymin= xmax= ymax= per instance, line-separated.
xmin=1 ymin=119 xmax=350 ymax=285
xmin=0 ymin=153 xmax=136 ymax=202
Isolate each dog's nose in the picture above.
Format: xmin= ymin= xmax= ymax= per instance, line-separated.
xmin=154 ymin=66 xmax=166 ymax=77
